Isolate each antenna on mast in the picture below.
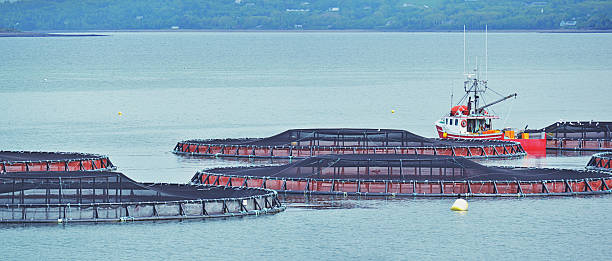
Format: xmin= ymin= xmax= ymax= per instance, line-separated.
xmin=463 ymin=25 xmax=466 ymax=76
xmin=485 ymin=24 xmax=488 ymax=81
xmin=475 ymin=56 xmax=479 ymax=112
xmin=450 ymin=82 xmax=454 ymax=108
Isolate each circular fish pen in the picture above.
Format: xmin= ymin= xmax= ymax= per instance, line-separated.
xmin=0 ymin=171 xmax=284 ymax=223
xmin=175 ymin=129 xmax=525 ymax=159
xmin=0 ymin=151 xmax=114 ymax=173
xmin=193 ymin=154 xmax=612 ymax=197
xmin=531 ymin=121 xmax=612 ymax=151
xmin=587 ymin=152 xmax=612 ymax=172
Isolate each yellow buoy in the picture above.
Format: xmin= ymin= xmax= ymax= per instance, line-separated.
xmin=450 ymin=198 xmax=468 ymax=211
xmin=442 ymin=132 xmax=448 ymax=138
xmin=391 ymin=110 xmax=395 ymax=114
xmin=117 ymin=112 xmax=123 ymax=116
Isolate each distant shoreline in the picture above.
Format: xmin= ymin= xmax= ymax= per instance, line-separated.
xmin=2 ymin=29 xmax=611 ymax=36
xmin=63 ymin=29 xmax=612 ymax=33
xmin=0 ymin=32 xmax=107 ymax=37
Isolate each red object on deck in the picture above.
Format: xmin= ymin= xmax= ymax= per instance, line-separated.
xmin=506 ymin=138 xmax=547 ymax=156
xmin=450 ymin=105 xmax=469 ymax=116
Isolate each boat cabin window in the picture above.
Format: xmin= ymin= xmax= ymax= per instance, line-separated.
xmin=466 ymin=119 xmax=492 ymax=133
xmin=455 ymin=119 xmax=458 ymax=126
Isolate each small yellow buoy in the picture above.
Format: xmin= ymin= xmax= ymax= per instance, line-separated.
xmin=442 ymin=132 xmax=448 ymax=138
xmin=117 ymin=112 xmax=123 ymax=116
xmin=391 ymin=110 xmax=395 ymax=114
xmin=450 ymin=198 xmax=468 ymax=211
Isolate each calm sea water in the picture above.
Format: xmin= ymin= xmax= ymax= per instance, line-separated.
xmin=1 ymin=32 xmax=611 ymax=260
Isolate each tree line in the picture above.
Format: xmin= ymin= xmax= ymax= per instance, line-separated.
xmin=1 ymin=0 xmax=611 ymax=31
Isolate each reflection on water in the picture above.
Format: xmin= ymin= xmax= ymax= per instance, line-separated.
xmin=175 ymin=154 xmax=292 ymax=166
xmin=545 ymin=149 xmax=598 ymax=157
xmin=475 ymin=149 xmax=597 ymax=169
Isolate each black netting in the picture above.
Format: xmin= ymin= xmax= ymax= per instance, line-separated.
xmin=528 ymin=121 xmax=612 ymax=139
xmin=587 ymin=152 xmax=612 ymax=170
xmin=594 ymin=152 xmax=612 ymax=159
xmin=185 ymin=128 xmax=510 ymax=147
xmin=0 ymin=171 xmax=266 ymax=205
xmin=0 ymin=151 xmax=103 ymax=162
xmin=204 ymin=154 xmax=611 ymax=182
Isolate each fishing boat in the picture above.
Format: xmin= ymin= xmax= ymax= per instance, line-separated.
xmin=434 ymin=69 xmax=546 ymax=155
xmin=434 ymin=26 xmax=546 ymax=155
xmin=434 ymin=72 xmax=513 ymax=141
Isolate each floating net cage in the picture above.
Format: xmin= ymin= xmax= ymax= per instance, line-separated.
xmin=0 ymin=151 xmax=114 ymax=173
xmin=0 ymin=171 xmax=283 ymax=223
xmin=194 ymin=154 xmax=612 ymax=197
xmin=587 ymin=152 xmax=612 ymax=173
xmin=175 ymin=129 xmax=525 ymax=159
xmin=528 ymin=122 xmax=612 ymax=151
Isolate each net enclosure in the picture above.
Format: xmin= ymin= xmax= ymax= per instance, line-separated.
xmin=587 ymin=152 xmax=612 ymax=173
xmin=1 ymin=151 xmax=114 ymax=173
xmin=194 ymin=154 xmax=612 ymax=197
xmin=526 ymin=121 xmax=612 ymax=151
xmin=175 ymin=128 xmax=525 ymax=159
xmin=0 ymin=171 xmax=283 ymax=223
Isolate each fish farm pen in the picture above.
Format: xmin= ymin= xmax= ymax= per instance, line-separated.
xmin=175 ymin=129 xmax=525 ymax=159
xmin=1 ymin=151 xmax=114 ymax=173
xmin=193 ymin=154 xmax=612 ymax=197
xmin=0 ymin=171 xmax=284 ymax=223
xmin=587 ymin=152 xmax=612 ymax=172
xmin=531 ymin=122 xmax=612 ymax=151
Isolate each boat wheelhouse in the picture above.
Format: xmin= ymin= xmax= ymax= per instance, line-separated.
xmin=437 ymin=104 xmax=503 ymax=139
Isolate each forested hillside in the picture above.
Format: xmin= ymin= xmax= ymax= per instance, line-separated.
xmin=1 ymin=0 xmax=611 ymax=31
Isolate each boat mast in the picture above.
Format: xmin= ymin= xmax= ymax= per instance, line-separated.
xmin=463 ymin=25 xmax=475 ymax=114
xmin=485 ymin=24 xmax=488 ymax=82
xmin=455 ymin=25 xmax=516 ymax=123
xmin=474 ymin=57 xmax=479 ymax=114
xmin=463 ymin=25 xmax=466 ymax=76
xmin=467 ymin=26 xmax=491 ymax=116
xmin=460 ymin=25 xmax=490 ymax=116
